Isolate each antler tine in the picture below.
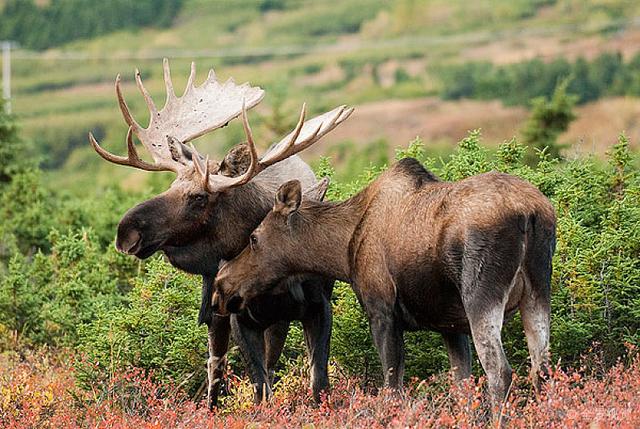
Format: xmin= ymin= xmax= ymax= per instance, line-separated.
xmin=280 ymin=102 xmax=307 ymax=157
xmin=163 ymin=58 xmax=176 ymax=103
xmin=260 ymin=104 xmax=352 ymax=167
xmin=190 ymin=142 xmax=205 ymax=173
xmin=203 ymin=155 xmax=210 ymax=183
xmin=218 ymin=99 xmax=262 ymax=188
xmin=204 ymin=100 xmax=264 ymax=192
xmin=311 ymin=105 xmax=354 ymax=143
xmin=88 ymin=128 xmax=170 ymax=172
xmin=189 ymin=144 xmax=213 ymax=192
xmin=200 ymin=155 xmax=211 ymax=191
xmin=240 ymin=99 xmax=260 ymax=171
xmin=254 ymin=103 xmax=312 ymax=167
xmin=135 ymin=68 xmax=157 ymax=116
xmin=115 ymin=74 xmax=142 ymax=132
xmin=125 ymin=127 xmax=141 ymax=161
xmin=184 ymin=62 xmax=196 ymax=95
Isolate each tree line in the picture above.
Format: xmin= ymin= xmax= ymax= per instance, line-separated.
xmin=439 ymin=51 xmax=640 ymax=106
xmin=0 ymin=0 xmax=183 ymax=50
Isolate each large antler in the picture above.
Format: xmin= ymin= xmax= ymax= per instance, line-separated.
xmin=89 ymin=59 xmax=265 ymax=172
xmin=193 ymin=102 xmax=354 ymax=193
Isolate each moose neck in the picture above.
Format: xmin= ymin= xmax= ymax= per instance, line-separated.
xmin=212 ymin=181 xmax=275 ymax=258
xmin=293 ymin=192 xmax=368 ymax=282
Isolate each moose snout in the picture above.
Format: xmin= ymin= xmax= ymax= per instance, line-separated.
xmin=213 ymin=273 xmax=245 ymax=315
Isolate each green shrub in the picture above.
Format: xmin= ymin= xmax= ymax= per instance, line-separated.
xmin=78 ymin=257 xmax=206 ymax=394
xmin=0 ymin=105 xmax=31 ymax=185
xmin=0 ymin=0 xmax=183 ymax=50
xmin=0 ymin=228 xmax=134 ymax=346
xmin=438 ymin=51 xmax=640 ymax=106
xmin=521 ymin=79 xmax=577 ymax=160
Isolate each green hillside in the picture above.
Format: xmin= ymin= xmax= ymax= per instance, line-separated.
xmin=3 ymin=0 xmax=640 ymax=189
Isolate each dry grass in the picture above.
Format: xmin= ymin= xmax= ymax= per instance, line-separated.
xmin=312 ymin=97 xmax=527 ymax=153
xmin=564 ymin=96 xmax=640 ymax=156
xmin=310 ymin=96 xmax=640 ymax=158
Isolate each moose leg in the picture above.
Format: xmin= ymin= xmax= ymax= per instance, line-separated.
xmin=301 ymin=296 xmax=332 ymax=403
xmin=520 ymin=292 xmax=550 ymax=392
xmin=461 ymin=226 xmax=527 ymax=408
xmin=521 ymin=264 xmax=551 ymax=392
xmin=465 ymin=303 xmax=511 ymax=407
xmin=369 ymin=311 xmax=404 ymax=389
xmin=356 ymin=267 xmax=404 ymax=389
xmin=207 ymin=314 xmax=231 ymax=411
xmin=352 ymin=260 xmax=405 ymax=390
xmin=264 ymin=320 xmax=290 ymax=387
xmin=442 ymin=332 xmax=472 ymax=380
xmin=522 ymin=232 xmax=553 ymax=392
xmin=231 ymin=317 xmax=271 ymax=403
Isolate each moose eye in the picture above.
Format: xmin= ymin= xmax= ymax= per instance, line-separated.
xmin=249 ymin=234 xmax=258 ymax=249
xmin=192 ymin=194 xmax=207 ymax=203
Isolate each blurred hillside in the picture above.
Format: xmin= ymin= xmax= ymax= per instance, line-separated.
xmin=2 ymin=0 xmax=640 ymax=190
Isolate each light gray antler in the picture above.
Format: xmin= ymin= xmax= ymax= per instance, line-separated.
xmin=89 ymin=59 xmax=265 ymax=172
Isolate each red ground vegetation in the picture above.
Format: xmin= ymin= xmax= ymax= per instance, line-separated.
xmin=1 ymin=347 xmax=639 ymax=428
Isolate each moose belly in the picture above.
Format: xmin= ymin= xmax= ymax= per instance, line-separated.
xmin=394 ymin=272 xmax=470 ymax=334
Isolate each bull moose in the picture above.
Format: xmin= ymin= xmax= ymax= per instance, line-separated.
xmin=214 ymin=152 xmax=557 ymax=406
xmin=88 ymin=59 xmax=353 ymax=408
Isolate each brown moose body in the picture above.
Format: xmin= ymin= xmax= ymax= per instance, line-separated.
xmin=215 ymin=158 xmax=557 ymax=405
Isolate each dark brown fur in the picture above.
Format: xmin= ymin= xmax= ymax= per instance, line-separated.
xmin=216 ymin=158 xmax=556 ymax=406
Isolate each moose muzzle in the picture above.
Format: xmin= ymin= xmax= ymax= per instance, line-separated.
xmin=212 ymin=272 xmax=246 ymax=315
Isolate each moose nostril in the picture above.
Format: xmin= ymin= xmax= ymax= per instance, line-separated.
xmin=116 ymin=229 xmax=142 ymax=254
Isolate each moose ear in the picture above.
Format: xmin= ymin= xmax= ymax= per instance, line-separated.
xmin=218 ymin=144 xmax=251 ymax=177
xmin=274 ymin=180 xmax=302 ymax=216
xmin=170 ymin=137 xmax=220 ymax=172
xmin=167 ymin=136 xmax=195 ymax=164
xmin=303 ymin=177 xmax=330 ymax=202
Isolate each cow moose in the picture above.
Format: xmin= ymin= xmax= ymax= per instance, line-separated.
xmin=88 ymin=59 xmax=353 ymax=408
xmin=214 ymin=156 xmax=557 ymax=407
